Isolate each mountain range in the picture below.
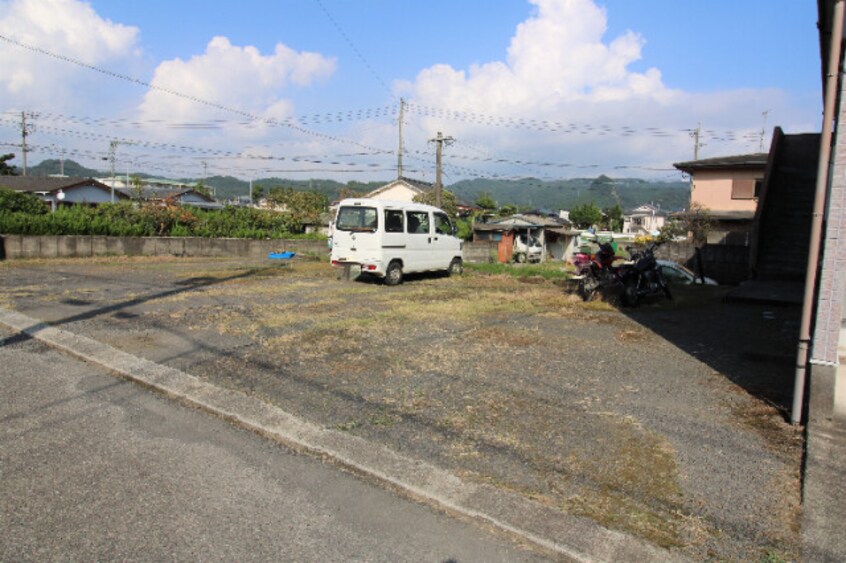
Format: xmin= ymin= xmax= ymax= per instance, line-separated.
xmin=23 ymin=159 xmax=690 ymax=212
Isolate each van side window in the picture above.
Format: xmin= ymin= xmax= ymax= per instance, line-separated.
xmin=406 ymin=211 xmax=430 ymax=234
xmin=434 ymin=212 xmax=453 ymax=235
xmin=385 ymin=210 xmax=404 ymax=233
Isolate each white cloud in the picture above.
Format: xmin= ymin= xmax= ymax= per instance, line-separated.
xmin=397 ymin=0 xmax=811 ymax=179
xmin=137 ymin=36 xmax=336 ymax=126
xmin=0 ymin=0 xmax=139 ymax=107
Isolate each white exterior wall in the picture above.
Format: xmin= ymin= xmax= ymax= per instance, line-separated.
xmin=369 ymin=185 xmax=420 ymax=202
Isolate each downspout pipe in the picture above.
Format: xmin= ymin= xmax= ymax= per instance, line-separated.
xmin=792 ymin=0 xmax=845 ymax=425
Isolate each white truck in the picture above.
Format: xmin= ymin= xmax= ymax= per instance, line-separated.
xmin=330 ymin=198 xmax=463 ymax=285
xmin=513 ymin=233 xmax=542 ymax=263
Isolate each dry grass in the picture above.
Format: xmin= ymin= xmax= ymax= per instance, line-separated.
xmin=8 ymin=255 xmax=798 ymax=556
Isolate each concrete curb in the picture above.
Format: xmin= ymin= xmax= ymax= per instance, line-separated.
xmin=0 ymin=306 xmax=681 ymax=562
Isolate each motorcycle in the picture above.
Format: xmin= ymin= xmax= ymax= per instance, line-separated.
xmin=575 ymin=242 xmax=626 ymax=301
xmin=618 ymin=243 xmax=672 ymax=307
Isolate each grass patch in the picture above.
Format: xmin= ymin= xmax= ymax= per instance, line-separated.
xmin=465 ymin=261 xmax=572 ymax=281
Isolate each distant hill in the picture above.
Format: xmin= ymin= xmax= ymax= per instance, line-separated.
xmin=23 ymin=159 xmax=690 ymax=211
xmin=27 ymin=159 xmax=106 ymax=178
xmin=449 ymin=175 xmax=690 ymax=212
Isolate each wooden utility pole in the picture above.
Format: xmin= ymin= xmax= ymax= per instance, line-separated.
xmin=397 ymin=98 xmax=405 ymax=179
xmin=429 ymin=131 xmax=454 ymax=208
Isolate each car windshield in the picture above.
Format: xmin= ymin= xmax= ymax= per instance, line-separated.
xmin=336 ymin=206 xmax=378 ymax=232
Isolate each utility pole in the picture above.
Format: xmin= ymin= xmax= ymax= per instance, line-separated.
xmin=397 ymin=98 xmax=405 ymax=179
xmin=429 ymin=131 xmax=454 ymax=208
xmin=690 ymin=122 xmax=702 ymax=160
xmin=108 ymin=140 xmax=118 ymax=203
xmin=759 ymin=110 xmax=770 ymax=152
xmin=20 ymin=111 xmax=32 ymax=176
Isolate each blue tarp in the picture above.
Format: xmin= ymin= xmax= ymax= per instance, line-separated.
xmin=268 ymin=251 xmax=296 ymax=260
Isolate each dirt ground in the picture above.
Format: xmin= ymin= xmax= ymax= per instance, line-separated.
xmin=0 ymin=256 xmax=804 ymax=561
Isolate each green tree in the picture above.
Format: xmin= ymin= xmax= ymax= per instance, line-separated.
xmin=475 ymin=191 xmax=497 ymax=210
xmin=338 ymin=187 xmax=365 ymax=200
xmin=497 ymin=204 xmax=519 ymax=217
xmin=130 ymin=175 xmax=144 ymax=199
xmin=193 ymin=180 xmax=213 ymax=199
xmin=602 ymin=204 xmax=623 ymax=232
xmin=569 ymin=203 xmax=602 ymax=229
xmin=658 ymin=202 xmax=711 ymax=245
xmin=413 ymin=189 xmax=458 ymax=219
xmin=0 ymin=154 xmax=17 ymax=176
xmin=0 ymin=187 xmax=47 ymax=214
xmin=266 ymin=187 xmax=328 ymax=231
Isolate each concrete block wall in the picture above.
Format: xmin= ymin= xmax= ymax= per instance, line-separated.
xmin=0 ymin=235 xmax=329 ymax=261
xmin=463 ymin=241 xmax=499 ymax=263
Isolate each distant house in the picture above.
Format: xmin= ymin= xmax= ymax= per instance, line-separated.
xmin=365 ymin=177 xmax=432 ymax=201
xmin=673 ymin=153 xmax=768 ymax=245
xmin=117 ymin=186 xmax=222 ymax=209
xmin=472 ymin=212 xmax=579 ymax=263
xmin=0 ymin=176 xmax=128 ymax=210
xmin=622 ymin=203 xmax=666 ymax=236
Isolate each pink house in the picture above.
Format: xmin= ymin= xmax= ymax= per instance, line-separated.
xmin=673 ymin=153 xmax=769 ymax=245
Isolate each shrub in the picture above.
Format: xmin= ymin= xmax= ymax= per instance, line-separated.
xmin=0 ymin=188 xmax=48 ymax=214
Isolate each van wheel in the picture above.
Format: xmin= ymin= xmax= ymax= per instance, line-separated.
xmin=447 ymin=258 xmax=463 ymax=276
xmin=384 ymin=261 xmax=403 ymax=286
xmin=515 ymin=253 xmax=526 ymax=263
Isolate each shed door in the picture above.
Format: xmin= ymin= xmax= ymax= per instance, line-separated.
xmin=498 ymin=232 xmax=514 ymax=263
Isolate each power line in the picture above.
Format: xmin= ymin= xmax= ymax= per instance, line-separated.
xmin=0 ymin=33 xmax=396 ymax=156
xmin=312 ymin=0 xmax=394 ymax=98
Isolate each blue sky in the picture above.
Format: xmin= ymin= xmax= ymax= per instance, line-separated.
xmin=0 ymin=0 xmax=823 ymax=183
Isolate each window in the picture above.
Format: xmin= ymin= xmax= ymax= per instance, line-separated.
xmin=384 ymin=209 xmax=403 ymax=233
xmin=434 ymin=212 xmax=453 ymax=235
xmin=731 ymin=179 xmax=757 ymax=200
xmin=406 ymin=211 xmax=430 ymax=234
xmin=337 ymin=206 xmax=377 ymax=232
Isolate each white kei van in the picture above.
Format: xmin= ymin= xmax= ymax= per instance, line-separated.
xmin=330 ymin=198 xmax=463 ymax=285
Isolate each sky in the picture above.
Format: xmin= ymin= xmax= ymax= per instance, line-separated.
xmin=0 ymin=0 xmax=823 ymax=185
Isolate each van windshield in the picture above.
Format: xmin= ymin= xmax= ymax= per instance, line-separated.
xmin=336 ymin=206 xmax=378 ymax=232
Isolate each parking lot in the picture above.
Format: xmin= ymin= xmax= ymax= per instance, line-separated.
xmin=0 ymin=255 xmax=803 ymax=561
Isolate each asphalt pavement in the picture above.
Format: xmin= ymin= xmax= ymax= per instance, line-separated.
xmin=0 ymin=329 xmax=549 ymax=562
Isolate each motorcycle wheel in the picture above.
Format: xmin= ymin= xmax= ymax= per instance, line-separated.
xmin=578 ymin=269 xmax=599 ymax=301
xmin=622 ymin=279 xmax=640 ymax=307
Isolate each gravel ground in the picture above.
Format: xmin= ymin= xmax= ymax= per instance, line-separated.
xmin=0 ymin=255 xmax=803 ymax=561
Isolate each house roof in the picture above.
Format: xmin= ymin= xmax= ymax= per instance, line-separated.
xmin=0 ymin=176 xmax=114 ymax=194
xmin=673 ymin=153 xmax=769 ymax=174
xmin=625 ymin=203 xmax=667 ymax=217
xmin=671 ymin=209 xmax=755 ymax=221
xmin=116 ymin=186 xmax=215 ymax=202
xmin=474 ymin=213 xmax=572 ymax=231
xmin=365 ymin=176 xmax=433 ymax=198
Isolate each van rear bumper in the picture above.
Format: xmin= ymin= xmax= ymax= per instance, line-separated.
xmin=331 ymin=260 xmax=386 ymax=277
